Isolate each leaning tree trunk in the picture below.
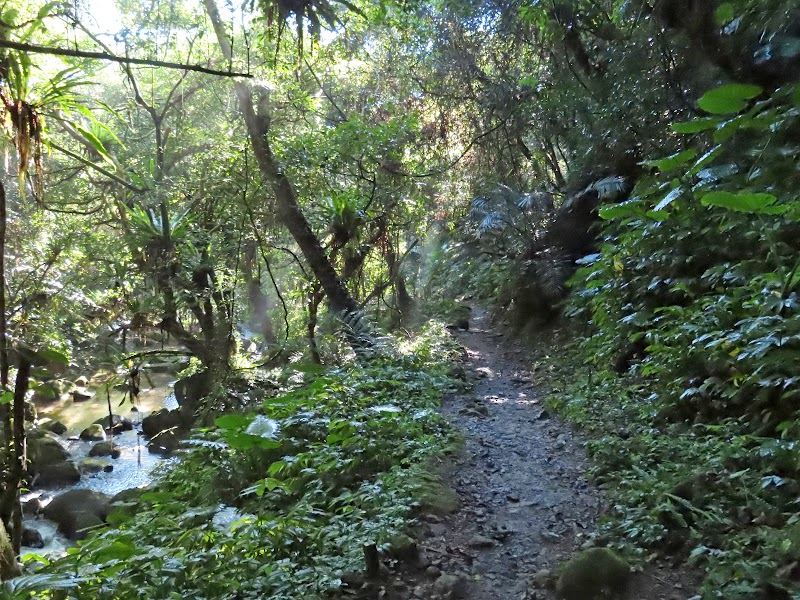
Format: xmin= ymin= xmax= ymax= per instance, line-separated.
xmin=203 ymin=0 xmax=361 ymax=323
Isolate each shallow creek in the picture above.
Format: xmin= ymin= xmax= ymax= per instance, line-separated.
xmin=22 ymin=372 xmax=179 ymax=557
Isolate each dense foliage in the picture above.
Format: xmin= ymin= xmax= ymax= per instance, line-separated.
xmin=23 ymin=325 xmax=460 ymax=599
xmin=0 ymin=0 xmax=798 ymax=597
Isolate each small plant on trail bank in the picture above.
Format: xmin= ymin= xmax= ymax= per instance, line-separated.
xmin=23 ymin=323 xmax=462 ymax=600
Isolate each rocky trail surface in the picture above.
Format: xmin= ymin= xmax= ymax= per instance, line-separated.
xmin=385 ymin=309 xmax=697 ymax=600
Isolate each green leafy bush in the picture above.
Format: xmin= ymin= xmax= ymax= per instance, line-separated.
xmin=33 ymin=324 xmax=461 ymax=599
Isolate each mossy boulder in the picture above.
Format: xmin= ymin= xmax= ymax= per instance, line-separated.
xmin=80 ymin=424 xmax=106 ymax=441
xmin=555 ymin=548 xmax=631 ymax=600
xmin=89 ymin=441 xmax=121 ymax=459
xmin=35 ymin=462 xmax=81 ymax=487
xmin=28 ymin=433 xmax=70 ymax=468
xmin=79 ymin=457 xmax=113 ymax=474
xmin=93 ymin=414 xmax=133 ymax=434
xmin=39 ymin=419 xmax=67 ymax=435
xmin=43 ymin=489 xmax=111 ymax=540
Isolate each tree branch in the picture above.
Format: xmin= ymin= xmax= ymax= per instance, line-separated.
xmin=0 ymin=40 xmax=252 ymax=78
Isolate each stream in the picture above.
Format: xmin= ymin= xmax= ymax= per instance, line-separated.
xmin=22 ymin=371 xmax=180 ymax=557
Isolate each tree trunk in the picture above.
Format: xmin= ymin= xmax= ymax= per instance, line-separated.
xmin=307 ymin=283 xmax=323 ymax=364
xmin=203 ymin=0 xmax=361 ymax=323
xmin=10 ymin=357 xmax=29 ymax=555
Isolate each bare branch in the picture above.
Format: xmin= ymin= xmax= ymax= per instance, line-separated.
xmin=0 ymin=40 xmax=252 ymax=78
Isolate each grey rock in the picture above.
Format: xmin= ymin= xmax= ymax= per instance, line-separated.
xmin=43 ymin=489 xmax=111 ymax=540
xmin=89 ymin=441 xmax=121 ymax=459
xmin=73 ymin=387 xmax=95 ymax=402
xmin=21 ymin=527 xmax=44 ymax=549
xmin=35 ymin=461 xmax=80 ymax=487
xmin=93 ymin=414 xmax=133 ymax=434
xmin=467 ymin=534 xmax=496 ymax=548
xmin=79 ymin=424 xmax=106 ymax=442
xmin=433 ymin=573 xmax=468 ymax=599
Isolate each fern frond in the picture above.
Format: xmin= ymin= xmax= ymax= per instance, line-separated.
xmin=587 ymin=176 xmax=628 ymax=200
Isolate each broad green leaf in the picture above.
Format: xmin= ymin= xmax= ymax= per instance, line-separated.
xmin=714 ymin=3 xmax=735 ymax=24
xmin=91 ymin=541 xmax=137 ymax=561
xmin=599 ymin=199 xmax=644 ymax=220
xmin=643 ymin=149 xmax=697 ymax=172
xmin=701 ymin=191 xmax=785 ymax=214
xmin=215 ymin=414 xmax=251 ymax=430
xmin=689 ymin=146 xmax=723 ymax=175
xmin=36 ymin=347 xmax=69 ymax=365
xmin=75 ymin=125 xmax=115 ymax=166
xmin=0 ymin=391 xmax=12 ymax=405
xmin=654 ymin=187 xmax=684 ymax=211
xmin=698 ymin=84 xmax=762 ymax=115
xmin=671 ymin=117 xmax=723 ymax=133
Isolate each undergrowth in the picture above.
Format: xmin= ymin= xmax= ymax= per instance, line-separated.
xmin=24 ymin=323 xmax=462 ymax=600
xmin=536 ymin=78 xmax=800 ymax=600
xmin=544 ymin=345 xmax=800 ymax=599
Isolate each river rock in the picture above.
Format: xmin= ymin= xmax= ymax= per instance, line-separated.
xmin=93 ymin=414 xmax=133 ymax=433
xmin=141 ymin=408 xmax=184 ymax=439
xmin=433 ymin=573 xmax=468 ymax=598
xmin=28 ymin=432 xmax=70 ymax=468
xmin=73 ymin=387 xmax=95 ymax=402
xmin=74 ymin=376 xmax=89 ymax=387
xmin=174 ymin=371 xmax=210 ymax=411
xmin=79 ymin=457 xmax=113 ymax=474
xmin=22 ymin=497 xmax=42 ymax=515
xmin=43 ymin=489 xmax=111 ymax=540
xmin=21 ymin=527 xmax=44 ymax=549
xmin=39 ymin=419 xmax=67 ymax=435
xmin=24 ymin=400 xmax=37 ymax=422
xmin=35 ymin=462 xmax=80 ymax=487
xmin=147 ymin=430 xmax=180 ymax=456
xmin=89 ymin=441 xmax=121 ymax=459
xmin=28 ymin=430 xmax=79 ymax=487
xmin=79 ymin=424 xmax=106 ymax=441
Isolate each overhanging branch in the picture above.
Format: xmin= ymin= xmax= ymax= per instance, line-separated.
xmin=0 ymin=40 xmax=252 ymax=78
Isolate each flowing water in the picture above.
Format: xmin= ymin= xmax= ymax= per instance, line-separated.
xmin=22 ymin=371 xmax=181 ymax=557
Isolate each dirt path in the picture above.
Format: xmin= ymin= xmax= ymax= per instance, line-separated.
xmin=400 ymin=309 xmax=695 ymax=600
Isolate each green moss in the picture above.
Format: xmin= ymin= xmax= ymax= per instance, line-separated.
xmin=555 ymin=548 xmax=631 ymax=600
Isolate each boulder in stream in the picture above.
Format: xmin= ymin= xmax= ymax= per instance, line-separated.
xmin=89 ymin=441 xmax=121 ymax=459
xmin=147 ymin=430 xmax=180 ymax=456
xmin=43 ymin=489 xmax=111 ymax=540
xmin=21 ymin=527 xmax=44 ymax=549
xmin=141 ymin=408 xmax=186 ymax=438
xmin=22 ymin=498 xmax=43 ymax=515
xmin=73 ymin=387 xmax=95 ymax=402
xmin=93 ymin=414 xmax=133 ymax=434
xmin=80 ymin=424 xmax=106 ymax=441
xmin=28 ymin=430 xmax=81 ymax=486
xmin=28 ymin=431 xmax=70 ymax=466
xmin=39 ymin=419 xmax=67 ymax=435
xmin=35 ymin=462 xmax=81 ymax=487
xmin=79 ymin=457 xmax=113 ymax=474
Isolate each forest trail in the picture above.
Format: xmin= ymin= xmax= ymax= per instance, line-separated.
xmin=405 ymin=309 xmax=694 ymax=600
